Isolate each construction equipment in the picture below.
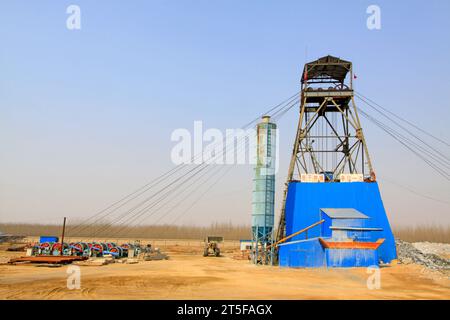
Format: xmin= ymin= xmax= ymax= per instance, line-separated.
xmin=203 ymin=236 xmax=223 ymax=257
xmin=143 ymin=245 xmax=169 ymax=261
xmin=51 ymin=242 xmax=71 ymax=256
xmin=28 ymin=240 xmax=144 ymax=259
xmin=70 ymin=242 xmax=91 ymax=257
xmin=37 ymin=242 xmax=53 ymax=255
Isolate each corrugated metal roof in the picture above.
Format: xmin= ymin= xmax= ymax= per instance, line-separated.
xmin=320 ymin=208 xmax=369 ymax=219
xmin=302 ymin=55 xmax=352 ymax=83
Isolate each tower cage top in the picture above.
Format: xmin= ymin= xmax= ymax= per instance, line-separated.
xmin=302 ymin=55 xmax=352 ymax=86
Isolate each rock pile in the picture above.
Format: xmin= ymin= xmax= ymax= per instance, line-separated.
xmin=412 ymin=242 xmax=450 ymax=259
xmin=396 ymin=239 xmax=450 ymax=271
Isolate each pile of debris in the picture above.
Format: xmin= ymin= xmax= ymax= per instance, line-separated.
xmin=0 ymin=232 xmax=25 ymax=243
xmin=74 ymin=255 xmax=116 ymax=266
xmin=396 ymin=239 xmax=450 ymax=271
xmin=412 ymin=242 xmax=450 ymax=259
xmin=7 ymin=244 xmax=27 ymax=252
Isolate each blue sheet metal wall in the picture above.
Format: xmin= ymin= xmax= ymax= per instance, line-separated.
xmin=283 ymin=182 xmax=397 ymax=263
xmin=278 ymin=239 xmax=325 ymax=267
xmin=325 ymin=249 xmax=378 ymax=267
xmin=278 ymin=239 xmax=379 ymax=268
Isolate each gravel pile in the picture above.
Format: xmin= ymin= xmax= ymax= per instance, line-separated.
xmin=396 ymin=239 xmax=450 ymax=271
xmin=412 ymin=242 xmax=450 ymax=258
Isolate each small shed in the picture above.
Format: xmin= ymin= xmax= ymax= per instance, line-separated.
xmin=240 ymin=240 xmax=253 ymax=251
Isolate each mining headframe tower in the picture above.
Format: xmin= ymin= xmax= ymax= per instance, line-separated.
xmin=254 ymin=55 xmax=397 ymax=267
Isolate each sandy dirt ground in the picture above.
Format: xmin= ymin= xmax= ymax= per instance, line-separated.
xmin=0 ymin=239 xmax=449 ymax=300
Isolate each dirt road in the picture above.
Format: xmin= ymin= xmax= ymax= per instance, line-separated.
xmin=0 ymin=242 xmax=449 ymax=300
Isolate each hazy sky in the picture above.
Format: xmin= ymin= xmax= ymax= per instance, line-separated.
xmin=1 ymin=0 xmax=449 ymax=228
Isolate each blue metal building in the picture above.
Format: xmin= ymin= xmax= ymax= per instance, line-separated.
xmin=278 ymin=182 xmax=396 ymax=267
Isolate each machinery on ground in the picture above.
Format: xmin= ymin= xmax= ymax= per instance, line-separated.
xmin=203 ymin=236 xmax=223 ymax=257
xmin=31 ymin=240 xmax=143 ymax=259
